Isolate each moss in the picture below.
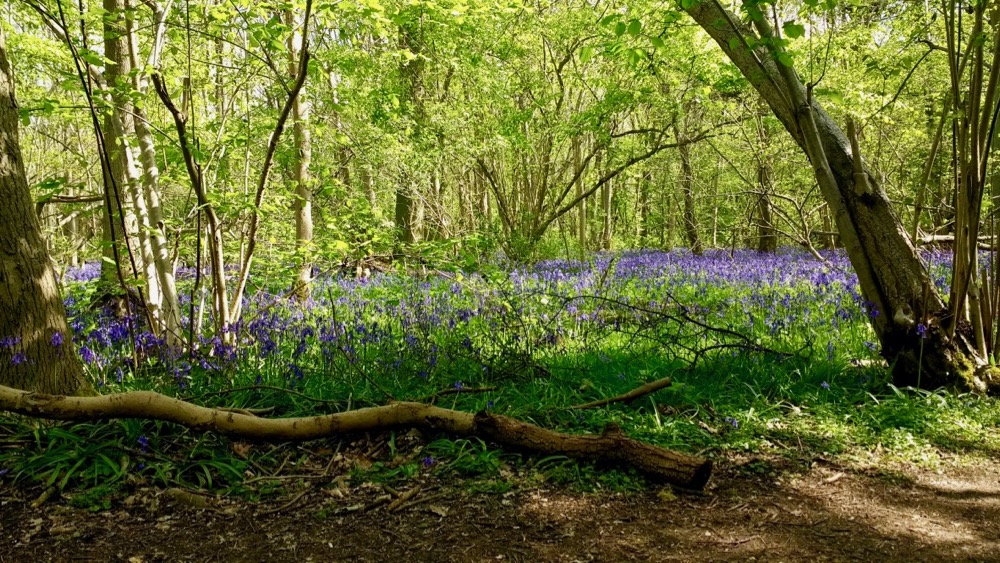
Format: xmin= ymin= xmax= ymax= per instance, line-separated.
xmin=953 ymin=352 xmax=983 ymax=393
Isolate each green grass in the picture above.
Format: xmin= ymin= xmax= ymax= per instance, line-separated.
xmin=2 ymin=251 xmax=999 ymax=505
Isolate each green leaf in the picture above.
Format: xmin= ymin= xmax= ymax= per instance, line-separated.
xmin=78 ymin=49 xmax=109 ymax=67
xmin=783 ymin=22 xmax=806 ymax=39
xmin=649 ymin=36 xmax=664 ymax=49
xmin=579 ymin=45 xmax=594 ymax=63
xmin=728 ymin=37 xmax=742 ymax=51
xmin=614 ymin=22 xmax=626 ymax=36
xmin=627 ymin=19 xmax=641 ymax=37
xmin=777 ymin=52 xmax=794 ymax=67
xmin=816 ymin=87 xmax=845 ymax=105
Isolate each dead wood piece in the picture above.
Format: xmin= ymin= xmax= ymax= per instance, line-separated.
xmin=474 ymin=412 xmax=712 ymax=490
xmin=259 ymin=485 xmax=312 ymax=516
xmin=165 ymin=487 xmax=213 ymax=510
xmin=572 ymin=376 xmax=673 ymax=410
xmin=0 ymin=385 xmax=711 ymax=489
xmin=387 ymin=485 xmax=422 ymax=512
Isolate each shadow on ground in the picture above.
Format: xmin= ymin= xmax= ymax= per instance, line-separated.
xmin=2 ymin=458 xmax=999 ymax=562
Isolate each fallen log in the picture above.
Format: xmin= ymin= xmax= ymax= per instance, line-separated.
xmin=0 ymin=386 xmax=712 ymax=490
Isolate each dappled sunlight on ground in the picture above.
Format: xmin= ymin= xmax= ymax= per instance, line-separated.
xmin=6 ymin=460 xmax=1000 ymax=561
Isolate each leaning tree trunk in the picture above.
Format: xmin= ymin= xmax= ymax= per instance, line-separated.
xmin=0 ymin=28 xmax=92 ymax=396
xmin=684 ymin=0 xmax=996 ymax=391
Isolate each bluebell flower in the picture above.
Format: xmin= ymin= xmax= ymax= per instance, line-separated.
xmin=79 ymin=345 xmax=97 ymax=364
xmin=51 ymin=331 xmax=63 ymax=347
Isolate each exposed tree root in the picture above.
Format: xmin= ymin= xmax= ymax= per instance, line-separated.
xmin=0 ymin=385 xmax=711 ymax=489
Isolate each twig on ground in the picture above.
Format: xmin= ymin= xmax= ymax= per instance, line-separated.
xmin=396 ymin=491 xmax=448 ymax=513
xmin=571 ymin=376 xmax=672 ymax=409
xmin=258 ymin=484 xmax=312 ymax=516
xmin=387 ymin=485 xmax=423 ymax=512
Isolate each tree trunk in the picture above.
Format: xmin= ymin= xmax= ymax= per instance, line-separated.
xmin=574 ymin=137 xmax=587 ymax=253
xmin=0 ymin=28 xmax=91 ymax=396
xmin=123 ymin=0 xmax=182 ymax=346
xmin=287 ymin=9 xmax=313 ymax=301
xmin=360 ymin=162 xmax=376 ymax=212
xmin=103 ymin=0 xmax=162 ymax=326
xmin=601 ymin=175 xmax=613 ymax=250
xmin=639 ymin=170 xmax=651 ymax=246
xmin=684 ymin=0 xmax=996 ymax=391
xmin=395 ymin=11 xmax=425 ymax=246
xmin=677 ymin=137 xmax=703 ymax=255
xmin=755 ymin=107 xmax=777 ymax=252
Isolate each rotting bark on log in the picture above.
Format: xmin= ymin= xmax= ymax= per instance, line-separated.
xmin=0 ymin=386 xmax=711 ymax=489
xmin=475 ymin=414 xmax=711 ymax=490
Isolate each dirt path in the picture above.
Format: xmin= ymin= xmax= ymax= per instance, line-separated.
xmin=2 ymin=459 xmax=999 ymax=562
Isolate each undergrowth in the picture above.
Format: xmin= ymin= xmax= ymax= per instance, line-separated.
xmin=2 ymin=249 xmax=999 ymax=510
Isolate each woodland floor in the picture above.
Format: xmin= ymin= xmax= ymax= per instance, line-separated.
xmin=2 ymin=446 xmax=999 ymax=562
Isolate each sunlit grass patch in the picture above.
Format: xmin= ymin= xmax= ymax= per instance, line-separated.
xmin=1 ymin=248 xmax=996 ymax=501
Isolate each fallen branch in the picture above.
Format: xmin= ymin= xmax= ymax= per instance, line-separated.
xmin=572 ymin=377 xmax=672 ymax=409
xmin=387 ymin=485 xmax=422 ymax=512
xmin=0 ymin=386 xmax=711 ymax=489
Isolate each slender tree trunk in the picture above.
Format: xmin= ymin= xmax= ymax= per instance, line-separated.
xmin=102 ymin=0 xmax=165 ymax=337
xmin=639 ymin=170 xmax=651 ymax=247
xmin=911 ymin=95 xmax=950 ymax=243
xmin=755 ymin=108 xmax=777 ymax=252
xmin=601 ymin=176 xmax=613 ymax=251
xmin=395 ymin=12 xmax=425 ymax=246
xmin=677 ymin=137 xmax=703 ymax=254
xmin=287 ymin=9 xmax=313 ymax=301
xmin=574 ymin=137 xmax=587 ymax=253
xmin=0 ymin=28 xmax=91 ymax=395
xmin=124 ymin=0 xmax=181 ymax=346
xmin=710 ymin=159 xmax=720 ymax=248
xmin=360 ymin=162 xmax=376 ymax=212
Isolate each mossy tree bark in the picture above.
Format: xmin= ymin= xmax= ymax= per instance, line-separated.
xmin=684 ymin=0 xmax=997 ymax=392
xmin=0 ymin=28 xmax=92 ymax=396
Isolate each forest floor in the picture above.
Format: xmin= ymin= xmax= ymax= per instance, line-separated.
xmin=2 ymin=446 xmax=999 ymax=562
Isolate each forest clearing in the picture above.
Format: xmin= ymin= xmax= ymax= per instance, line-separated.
xmin=3 ymin=0 xmax=1000 ymax=559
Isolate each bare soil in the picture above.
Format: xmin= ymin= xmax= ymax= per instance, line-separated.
xmin=2 ymin=454 xmax=999 ymax=562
